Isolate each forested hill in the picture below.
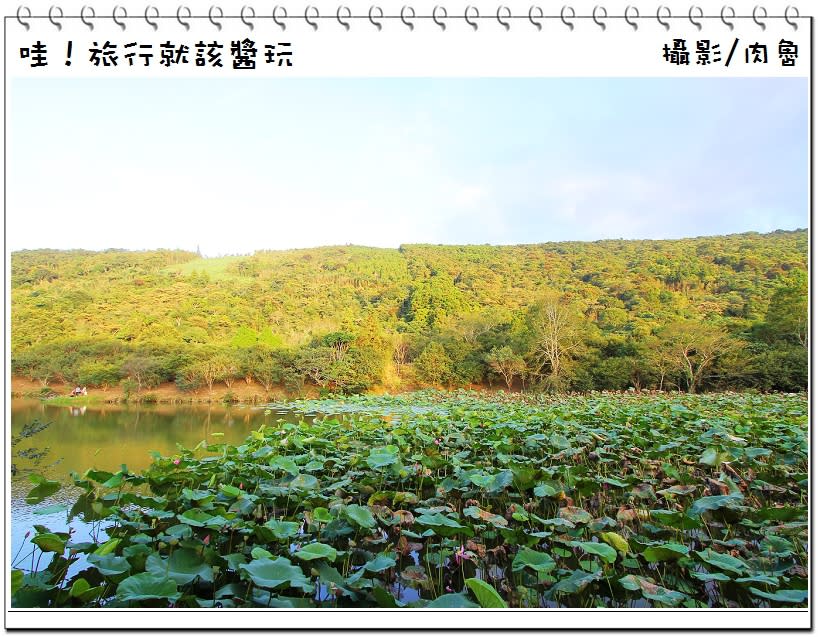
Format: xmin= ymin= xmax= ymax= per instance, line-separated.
xmin=11 ymin=229 xmax=808 ymax=394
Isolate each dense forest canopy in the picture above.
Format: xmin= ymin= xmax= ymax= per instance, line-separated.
xmin=11 ymin=229 xmax=808 ymax=395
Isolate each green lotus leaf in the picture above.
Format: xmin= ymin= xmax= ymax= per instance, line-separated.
xmin=698 ymin=448 xmax=725 ymax=466
xmin=687 ymin=493 xmax=744 ymax=517
xmin=239 ymin=557 xmax=313 ymax=592
xmin=32 ymin=533 xmax=65 ymax=554
xmin=642 ymin=543 xmax=689 ymax=563
xmin=601 ymin=477 xmax=629 ymax=488
xmin=551 ymin=569 xmax=601 ymax=594
xmin=219 ymin=484 xmax=242 ymax=498
xmin=695 ymin=549 xmax=748 ymax=575
xmin=690 ymin=570 xmax=731 ymax=582
xmin=748 ymin=587 xmax=808 ymax=603
xmin=270 ymin=456 xmax=299 ymax=476
xmin=88 ymin=553 xmax=131 ymax=577
xmin=93 ymin=538 xmax=120 ymax=556
xmin=345 ymin=504 xmax=376 ymax=529
xmin=619 ymin=574 xmax=686 ymax=606
xmin=372 ymin=585 xmax=402 ymax=607
xmin=11 ymin=570 xmax=24 ymax=596
xmin=263 ymin=519 xmax=301 ymax=540
xmin=463 ymin=506 xmax=508 ymax=528
xmin=735 ymin=575 xmax=779 ymax=586
xmin=363 ymin=553 xmax=397 ymax=573
xmin=311 ymin=507 xmax=333 ymax=523
xmin=533 ymin=483 xmax=558 ymax=497
xmin=465 ymin=578 xmax=507 ymax=608
xmin=146 ymin=548 xmax=213 ymax=586
xmin=116 ymin=572 xmax=180 ymax=603
xmin=366 ymin=445 xmax=400 ymax=469
xmin=656 ymin=485 xmax=697 ymax=497
xmin=572 ymin=541 xmax=617 ymax=564
xmin=512 ymin=547 xmax=557 ymax=574
xmin=469 ymin=470 xmax=514 ymax=493
xmin=294 ymin=542 xmax=337 ymax=562
xmin=178 ymin=508 xmax=216 ymax=528
xmin=288 ymin=474 xmax=319 ymax=491
xmin=426 ymin=593 xmax=480 ymax=608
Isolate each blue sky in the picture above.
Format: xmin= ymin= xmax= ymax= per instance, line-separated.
xmin=9 ymin=77 xmax=807 ymax=256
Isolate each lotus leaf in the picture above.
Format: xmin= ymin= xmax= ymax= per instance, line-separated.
xmin=366 ymin=445 xmax=400 ymax=469
xmin=465 ymin=578 xmax=507 ymax=608
xmin=116 ymin=572 xmax=180 ymax=602
xmin=686 ymin=493 xmax=744 ymax=517
xmin=694 ymin=549 xmax=748 ymax=575
xmin=599 ymin=532 xmax=630 ymax=555
xmin=642 ymin=543 xmax=689 ymax=563
xmin=748 ymin=588 xmax=808 ymax=603
xmin=240 ymin=557 xmax=313 ymax=592
xmin=511 ymin=547 xmax=557 ymax=574
xmin=463 ymin=506 xmax=508 ymax=528
xmin=363 ymin=554 xmax=397 ymax=573
xmin=344 ymin=504 xmax=376 ymax=529
xmin=294 ymin=542 xmax=337 ymax=562
xmin=619 ymin=574 xmax=686 ymax=606
xmin=288 ymin=474 xmax=319 ymax=491
xmin=558 ymin=506 xmax=593 ymax=525
xmin=551 ymin=569 xmax=601 ymax=594
xmin=572 ymin=541 xmax=617 ymax=564
xmin=426 ymin=593 xmax=479 ymax=608
xmin=146 ymin=548 xmax=213 ymax=585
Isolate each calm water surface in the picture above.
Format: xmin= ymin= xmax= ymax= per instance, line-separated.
xmin=9 ymin=399 xmax=304 ymax=571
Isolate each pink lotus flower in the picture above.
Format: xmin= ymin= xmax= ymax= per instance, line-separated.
xmin=173 ymin=458 xmax=181 ymax=465
xmin=453 ymin=545 xmax=475 ymax=566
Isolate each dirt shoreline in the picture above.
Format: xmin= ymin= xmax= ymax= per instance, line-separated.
xmin=9 ymin=375 xmax=319 ymax=404
xmin=9 ymin=376 xmax=450 ymax=404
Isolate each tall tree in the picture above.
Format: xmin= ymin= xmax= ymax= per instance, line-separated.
xmin=526 ymin=292 xmax=585 ymax=390
xmin=763 ymin=271 xmax=807 ymax=349
xmin=659 ymin=322 xmax=737 ymax=393
xmin=485 ymin=346 xmax=526 ymax=390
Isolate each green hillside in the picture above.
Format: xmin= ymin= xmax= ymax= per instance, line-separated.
xmin=11 ymin=230 xmax=807 ymax=394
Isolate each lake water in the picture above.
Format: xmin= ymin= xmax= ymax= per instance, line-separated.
xmin=9 ymin=399 xmax=303 ymax=571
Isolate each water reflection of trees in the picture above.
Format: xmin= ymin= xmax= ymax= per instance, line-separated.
xmin=10 ymin=400 xmax=271 ymax=479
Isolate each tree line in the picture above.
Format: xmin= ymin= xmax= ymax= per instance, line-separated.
xmin=11 ymin=230 xmax=807 ymax=395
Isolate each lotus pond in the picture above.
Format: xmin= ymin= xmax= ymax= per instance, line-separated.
xmin=11 ymin=390 xmax=808 ymax=609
